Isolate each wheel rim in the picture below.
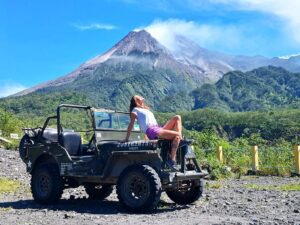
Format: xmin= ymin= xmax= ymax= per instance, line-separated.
xmin=122 ymin=172 xmax=150 ymax=207
xmin=36 ymin=172 xmax=52 ymax=198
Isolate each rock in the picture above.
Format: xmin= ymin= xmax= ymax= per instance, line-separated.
xmin=42 ymin=209 xmax=47 ymax=214
xmin=64 ymin=213 xmax=74 ymax=219
xmin=294 ymin=209 xmax=300 ymax=213
xmin=70 ymin=195 xmax=75 ymax=200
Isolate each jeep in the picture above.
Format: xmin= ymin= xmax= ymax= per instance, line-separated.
xmin=19 ymin=104 xmax=208 ymax=212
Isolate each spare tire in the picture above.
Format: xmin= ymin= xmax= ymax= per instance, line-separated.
xmin=19 ymin=134 xmax=33 ymax=162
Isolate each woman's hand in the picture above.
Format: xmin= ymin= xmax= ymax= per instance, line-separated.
xmin=124 ymin=112 xmax=137 ymax=143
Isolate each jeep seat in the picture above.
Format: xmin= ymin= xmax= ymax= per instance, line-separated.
xmin=61 ymin=132 xmax=82 ymax=156
xmin=42 ymin=128 xmax=58 ymax=142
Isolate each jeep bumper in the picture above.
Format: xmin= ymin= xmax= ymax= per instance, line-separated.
xmin=161 ymin=170 xmax=208 ymax=189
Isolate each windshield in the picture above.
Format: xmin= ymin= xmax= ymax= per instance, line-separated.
xmin=94 ymin=111 xmax=140 ymax=131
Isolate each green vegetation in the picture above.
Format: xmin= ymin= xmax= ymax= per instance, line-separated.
xmin=0 ymin=109 xmax=23 ymax=149
xmin=1 ymin=101 xmax=298 ymax=178
xmin=0 ymin=63 xmax=198 ymax=115
xmin=3 ymin=66 xmax=300 ymax=115
xmin=0 ymin=207 xmax=13 ymax=212
xmin=0 ymin=66 xmax=299 ymax=177
xmin=182 ymin=130 xmax=295 ymax=179
xmin=0 ymin=91 xmax=89 ymax=118
xmin=0 ymin=177 xmax=21 ymax=194
xmin=245 ymin=183 xmax=300 ymax=191
xmin=0 ymin=108 xmax=23 ymax=136
xmin=179 ymin=108 xmax=300 ymax=142
xmin=193 ymin=66 xmax=300 ymax=112
xmin=206 ymin=182 xmax=222 ymax=189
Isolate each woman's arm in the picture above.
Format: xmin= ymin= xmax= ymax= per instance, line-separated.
xmin=124 ymin=112 xmax=137 ymax=142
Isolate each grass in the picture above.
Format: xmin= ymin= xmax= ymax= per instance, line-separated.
xmin=278 ymin=184 xmax=300 ymax=191
xmin=0 ymin=177 xmax=21 ymax=194
xmin=206 ymin=182 xmax=222 ymax=189
xmin=244 ymin=183 xmax=300 ymax=191
xmin=0 ymin=207 xmax=13 ymax=212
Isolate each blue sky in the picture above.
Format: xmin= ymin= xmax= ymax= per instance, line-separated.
xmin=1 ymin=0 xmax=300 ymax=97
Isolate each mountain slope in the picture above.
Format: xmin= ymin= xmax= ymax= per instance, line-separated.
xmin=5 ymin=30 xmax=213 ymax=114
xmin=169 ymin=35 xmax=300 ymax=74
xmin=192 ymin=66 xmax=300 ymax=111
xmin=3 ymin=30 xmax=300 ymax=116
xmin=14 ymin=30 xmax=214 ymax=98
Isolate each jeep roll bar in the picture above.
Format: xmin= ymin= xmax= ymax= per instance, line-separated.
xmin=41 ymin=116 xmax=57 ymax=138
xmin=56 ymin=104 xmax=91 ymax=135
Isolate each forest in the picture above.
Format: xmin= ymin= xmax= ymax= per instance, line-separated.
xmin=1 ymin=106 xmax=299 ymax=178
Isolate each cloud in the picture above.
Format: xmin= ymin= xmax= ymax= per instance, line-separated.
xmin=278 ymin=53 xmax=300 ymax=60
xmin=72 ymin=23 xmax=118 ymax=31
xmin=188 ymin=0 xmax=300 ymax=43
xmin=142 ymin=19 xmax=244 ymax=53
xmin=0 ymin=82 xmax=27 ymax=98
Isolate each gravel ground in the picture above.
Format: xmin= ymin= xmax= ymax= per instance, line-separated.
xmin=0 ymin=148 xmax=300 ymax=225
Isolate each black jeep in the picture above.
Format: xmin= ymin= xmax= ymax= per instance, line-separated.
xmin=19 ymin=104 xmax=208 ymax=212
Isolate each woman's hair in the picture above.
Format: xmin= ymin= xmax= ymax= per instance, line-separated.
xmin=130 ymin=96 xmax=137 ymax=112
xmin=130 ymin=95 xmax=150 ymax=112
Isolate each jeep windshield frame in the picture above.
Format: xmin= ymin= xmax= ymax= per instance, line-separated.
xmin=55 ymin=104 xmax=141 ymax=143
xmin=93 ymin=109 xmax=140 ymax=132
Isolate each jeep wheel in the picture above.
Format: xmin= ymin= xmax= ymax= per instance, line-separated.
xmin=31 ymin=163 xmax=63 ymax=204
xmin=84 ymin=183 xmax=113 ymax=200
xmin=19 ymin=135 xmax=33 ymax=163
xmin=116 ymin=165 xmax=162 ymax=212
xmin=166 ymin=180 xmax=203 ymax=205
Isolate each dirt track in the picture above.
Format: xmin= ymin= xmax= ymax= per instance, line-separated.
xmin=0 ymin=148 xmax=300 ymax=225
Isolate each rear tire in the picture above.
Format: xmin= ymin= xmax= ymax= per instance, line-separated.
xmin=166 ymin=180 xmax=203 ymax=205
xmin=116 ymin=164 xmax=162 ymax=212
xmin=31 ymin=163 xmax=63 ymax=204
xmin=84 ymin=183 xmax=113 ymax=200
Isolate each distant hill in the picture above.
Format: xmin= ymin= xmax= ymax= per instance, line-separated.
xmin=192 ymin=66 xmax=300 ymax=111
xmin=2 ymin=30 xmax=300 ymax=115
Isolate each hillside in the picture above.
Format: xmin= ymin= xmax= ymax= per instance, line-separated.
xmin=3 ymin=30 xmax=213 ymax=114
xmin=2 ymin=31 xmax=300 ymax=115
xmin=192 ymin=66 xmax=300 ymax=111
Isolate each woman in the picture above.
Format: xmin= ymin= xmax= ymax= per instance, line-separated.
xmin=124 ymin=95 xmax=182 ymax=170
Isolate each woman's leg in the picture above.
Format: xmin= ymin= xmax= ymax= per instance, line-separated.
xmin=157 ymin=129 xmax=181 ymax=161
xmin=163 ymin=115 xmax=182 ymax=138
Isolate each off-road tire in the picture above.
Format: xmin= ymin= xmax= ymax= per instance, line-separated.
xmin=116 ymin=164 xmax=162 ymax=212
xmin=19 ymin=135 xmax=33 ymax=163
xmin=31 ymin=163 xmax=63 ymax=204
xmin=84 ymin=183 xmax=113 ymax=200
xmin=166 ymin=180 xmax=203 ymax=205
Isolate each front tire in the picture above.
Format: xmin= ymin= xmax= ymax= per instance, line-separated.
xmin=166 ymin=180 xmax=203 ymax=205
xmin=31 ymin=163 xmax=63 ymax=204
xmin=84 ymin=183 xmax=113 ymax=200
xmin=116 ymin=165 xmax=162 ymax=212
